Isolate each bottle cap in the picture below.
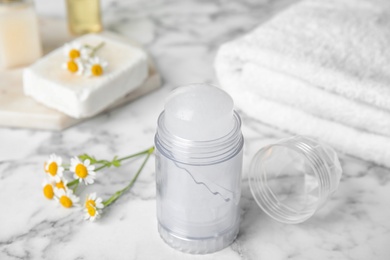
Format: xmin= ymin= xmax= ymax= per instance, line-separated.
xmin=249 ymin=136 xmax=342 ymax=224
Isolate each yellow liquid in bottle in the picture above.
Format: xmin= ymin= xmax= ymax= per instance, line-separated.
xmin=66 ymin=0 xmax=102 ymax=35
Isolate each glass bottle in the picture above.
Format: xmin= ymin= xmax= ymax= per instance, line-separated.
xmin=0 ymin=0 xmax=42 ymax=70
xmin=66 ymin=0 xmax=102 ymax=35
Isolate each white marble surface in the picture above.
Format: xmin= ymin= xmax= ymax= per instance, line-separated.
xmin=1 ymin=0 xmax=389 ymax=259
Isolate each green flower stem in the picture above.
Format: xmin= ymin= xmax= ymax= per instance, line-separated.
xmin=94 ymin=147 xmax=152 ymax=171
xmin=117 ymin=148 xmax=153 ymax=162
xmin=89 ymin=42 xmax=105 ymax=56
xmin=62 ymin=164 xmax=70 ymax=172
xmin=102 ymin=147 xmax=154 ymax=207
xmin=66 ymin=147 xmax=153 ymax=189
xmin=94 ymin=165 xmax=106 ymax=172
xmin=72 ymin=181 xmax=79 ymax=193
xmin=67 ymin=179 xmax=79 ymax=187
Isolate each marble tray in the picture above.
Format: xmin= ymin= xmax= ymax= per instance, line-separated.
xmin=0 ymin=59 xmax=160 ymax=131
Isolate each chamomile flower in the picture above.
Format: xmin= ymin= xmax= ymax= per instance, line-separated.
xmin=62 ymin=58 xmax=84 ymax=75
xmin=85 ymin=57 xmax=108 ymax=77
xmin=44 ymin=154 xmax=64 ymax=182
xmin=84 ymin=193 xmax=104 ymax=222
xmin=42 ymin=179 xmax=55 ymax=200
xmin=70 ymin=157 xmax=96 ymax=185
xmin=54 ymin=178 xmax=68 ymax=192
xmin=54 ymin=188 xmax=80 ymax=208
xmin=63 ymin=42 xmax=90 ymax=60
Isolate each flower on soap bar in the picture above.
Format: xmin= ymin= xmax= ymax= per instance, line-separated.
xmin=39 ymin=147 xmax=154 ymax=222
xmin=62 ymin=58 xmax=84 ymax=75
xmin=70 ymin=157 xmax=96 ymax=185
xmin=62 ymin=41 xmax=108 ymax=77
xmin=85 ymin=57 xmax=108 ymax=77
xmin=84 ymin=193 xmax=104 ymax=222
xmin=44 ymin=154 xmax=64 ymax=182
xmin=64 ymin=42 xmax=89 ymax=60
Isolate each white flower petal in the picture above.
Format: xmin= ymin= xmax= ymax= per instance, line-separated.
xmin=70 ymin=158 xmax=77 ymax=165
xmin=84 ymin=159 xmax=90 ymax=166
xmin=91 ymin=56 xmax=99 ymax=63
xmin=54 ymin=188 xmax=64 ymax=197
xmin=73 ymin=196 xmax=80 ymax=203
xmin=42 ymin=179 xmax=54 ymax=187
xmin=80 ymin=48 xmax=91 ymax=57
xmin=57 ymin=168 xmax=64 ymax=176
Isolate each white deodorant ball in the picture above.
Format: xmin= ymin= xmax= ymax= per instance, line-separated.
xmin=164 ymin=83 xmax=234 ymax=141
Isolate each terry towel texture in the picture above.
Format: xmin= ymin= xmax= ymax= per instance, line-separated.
xmin=215 ymin=0 xmax=390 ymax=167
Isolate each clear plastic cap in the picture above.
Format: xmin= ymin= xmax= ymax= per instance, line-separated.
xmin=249 ymin=136 xmax=342 ymax=224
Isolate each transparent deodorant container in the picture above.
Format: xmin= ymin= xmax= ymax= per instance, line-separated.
xmin=155 ymin=84 xmax=243 ymax=254
xmin=155 ymin=84 xmax=342 ymax=254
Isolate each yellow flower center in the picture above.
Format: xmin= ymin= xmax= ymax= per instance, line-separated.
xmin=60 ymin=195 xmax=73 ymax=208
xmin=75 ymin=164 xmax=88 ymax=178
xmin=56 ymin=181 xmax=66 ymax=190
xmin=91 ymin=64 xmax=103 ymax=76
xmin=87 ymin=206 xmax=97 ymax=217
xmin=43 ymin=184 xmax=54 ymax=199
xmin=67 ymin=60 xmax=79 ymax=73
xmin=69 ymin=49 xmax=80 ymax=59
xmin=48 ymin=162 xmax=58 ymax=176
xmin=85 ymin=199 xmax=96 ymax=208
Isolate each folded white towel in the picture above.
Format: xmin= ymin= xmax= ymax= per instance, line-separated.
xmin=217 ymin=0 xmax=390 ymax=109
xmin=228 ymin=87 xmax=390 ymax=169
xmin=237 ymin=64 xmax=390 ymax=137
xmin=215 ymin=0 xmax=390 ymax=167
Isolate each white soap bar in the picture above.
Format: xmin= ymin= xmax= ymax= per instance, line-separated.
xmin=23 ymin=33 xmax=148 ymax=118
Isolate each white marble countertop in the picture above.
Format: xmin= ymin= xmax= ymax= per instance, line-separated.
xmin=1 ymin=0 xmax=389 ymax=259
